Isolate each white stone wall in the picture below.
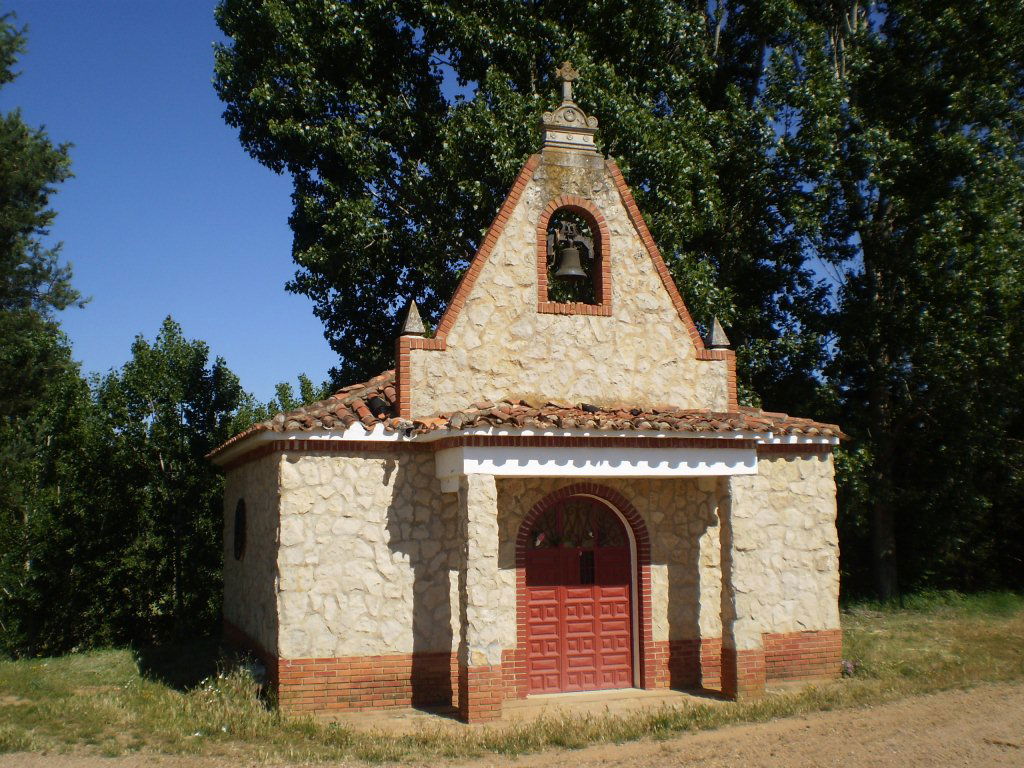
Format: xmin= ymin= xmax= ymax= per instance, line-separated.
xmin=409 ymin=152 xmax=729 ymax=418
xmin=275 ymin=451 xmax=461 ymax=659
xmin=228 ymin=448 xmax=837 ymax=663
xmin=723 ymin=452 xmax=840 ymax=649
xmin=460 ymin=474 xmax=504 ymax=667
xmin=496 ymin=477 xmax=725 ymax=645
xmin=223 ymin=453 xmax=281 ymax=655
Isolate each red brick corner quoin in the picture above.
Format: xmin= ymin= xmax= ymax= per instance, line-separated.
xmin=395 ymin=154 xmax=542 ymax=417
xmin=605 ymin=158 xmax=739 ymax=411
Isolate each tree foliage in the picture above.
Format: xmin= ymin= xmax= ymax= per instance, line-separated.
xmin=213 ymin=0 xmax=829 ymax=405
xmin=769 ymin=0 xmax=1024 ymax=596
xmin=0 ymin=12 xmax=90 ymax=653
xmin=2 ymin=316 xmax=249 ymax=655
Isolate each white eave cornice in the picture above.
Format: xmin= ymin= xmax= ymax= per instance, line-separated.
xmin=211 ymin=423 xmax=837 ymax=469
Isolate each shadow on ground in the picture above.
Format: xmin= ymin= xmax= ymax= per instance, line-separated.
xmin=134 ymin=635 xmax=223 ymax=691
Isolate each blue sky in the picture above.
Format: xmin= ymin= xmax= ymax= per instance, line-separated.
xmin=3 ymin=0 xmax=338 ymax=402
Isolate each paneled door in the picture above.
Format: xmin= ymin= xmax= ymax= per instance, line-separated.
xmin=524 ymin=497 xmax=632 ymax=694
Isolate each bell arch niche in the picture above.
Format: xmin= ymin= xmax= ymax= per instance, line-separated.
xmin=536 ymin=195 xmax=612 ymax=316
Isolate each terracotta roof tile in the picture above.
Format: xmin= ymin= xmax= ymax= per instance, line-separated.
xmin=206 ymin=369 xmax=399 ymax=459
xmin=408 ymin=399 xmax=844 ymax=438
xmin=207 ymin=370 xmax=844 ymax=461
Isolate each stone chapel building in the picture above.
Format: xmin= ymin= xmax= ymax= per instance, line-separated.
xmin=208 ymin=64 xmax=843 ymax=723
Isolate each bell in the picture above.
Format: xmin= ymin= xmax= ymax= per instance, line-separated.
xmin=554 ymin=245 xmax=587 ymax=279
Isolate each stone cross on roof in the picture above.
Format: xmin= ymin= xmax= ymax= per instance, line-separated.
xmin=542 ymin=61 xmax=599 ymax=153
xmin=555 ymin=61 xmax=580 ymax=101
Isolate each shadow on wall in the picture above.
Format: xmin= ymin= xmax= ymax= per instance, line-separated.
xmin=664 ymin=477 xmax=723 ymax=692
xmin=222 ymin=456 xmax=280 ymax=680
xmin=384 ymin=455 xmax=460 ymax=710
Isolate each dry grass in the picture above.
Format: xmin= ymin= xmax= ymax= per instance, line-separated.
xmin=0 ymin=591 xmax=1021 ymax=763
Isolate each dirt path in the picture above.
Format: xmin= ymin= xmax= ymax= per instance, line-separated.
xmin=2 ymin=683 xmax=1022 ymax=768
xmin=482 ymin=682 xmax=1024 ymax=768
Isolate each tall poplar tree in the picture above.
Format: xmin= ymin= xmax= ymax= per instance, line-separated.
xmin=0 ymin=12 xmax=89 ymax=653
xmin=213 ymin=0 xmax=829 ymax=407
xmin=771 ymin=0 xmax=1024 ymax=597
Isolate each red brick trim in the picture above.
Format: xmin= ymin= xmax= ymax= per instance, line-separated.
xmin=659 ymin=636 xmax=723 ymax=692
xmin=605 ymin=159 xmax=739 ymax=410
xmin=224 ymin=621 xmax=463 ymax=713
xmin=721 ymin=646 xmax=767 ymax=701
xmin=221 ymin=436 xmax=759 ymax=470
xmin=396 ymin=335 xmax=447 ymax=418
xmin=764 ymin=629 xmax=842 ymax=682
xmin=228 ymin=625 xmax=838 ymax=716
xmin=757 ymin=443 xmax=834 ymax=456
xmin=434 ymin=155 xmax=542 ymax=341
xmin=512 ymin=483 xmax=659 ymax=693
xmin=277 ymin=652 xmax=458 ymax=713
xmin=223 ymin=618 xmax=280 ymax=688
xmin=536 ymin=195 xmax=612 ymax=315
xmin=700 ymin=636 xmax=724 ymax=690
xmin=457 ymin=664 xmax=503 ymax=722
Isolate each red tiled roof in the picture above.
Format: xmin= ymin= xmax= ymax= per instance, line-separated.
xmin=207 ymin=370 xmax=398 ymax=459
xmin=207 ymin=370 xmax=843 ymax=461
xmin=406 ymin=401 xmax=842 ymax=438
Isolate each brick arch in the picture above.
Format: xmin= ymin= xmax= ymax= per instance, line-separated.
xmin=536 ymin=195 xmax=613 ymax=316
xmin=508 ymin=482 xmax=658 ymax=697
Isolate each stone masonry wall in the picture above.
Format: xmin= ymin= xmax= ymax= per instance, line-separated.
xmin=496 ymin=476 xmax=726 ymax=647
xmin=223 ymin=453 xmax=281 ymax=656
xmin=408 ymin=151 xmax=728 ymax=418
xmin=724 ymin=452 xmax=840 ymax=645
xmin=275 ymin=451 xmax=461 ymax=659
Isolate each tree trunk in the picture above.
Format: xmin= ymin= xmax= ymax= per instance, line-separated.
xmin=871 ymin=476 xmax=899 ymax=600
xmin=865 ymin=254 xmax=899 ymax=602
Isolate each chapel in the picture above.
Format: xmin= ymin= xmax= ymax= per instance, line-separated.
xmin=208 ymin=64 xmax=843 ymax=723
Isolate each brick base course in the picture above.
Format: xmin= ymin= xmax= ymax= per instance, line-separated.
xmin=661 ymin=637 xmax=724 ymax=691
xmin=764 ymin=629 xmax=843 ymax=682
xmin=276 ymin=651 xmax=457 ymax=713
xmin=225 ymin=621 xmax=840 ymax=717
xmin=458 ymin=664 xmax=504 ymax=722
xmin=721 ymin=647 xmax=767 ymax=701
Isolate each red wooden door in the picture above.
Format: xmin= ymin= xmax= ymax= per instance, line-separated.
xmin=525 ymin=498 xmax=633 ymax=694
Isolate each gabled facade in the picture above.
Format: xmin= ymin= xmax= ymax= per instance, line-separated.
xmin=209 ymin=65 xmax=842 ymax=723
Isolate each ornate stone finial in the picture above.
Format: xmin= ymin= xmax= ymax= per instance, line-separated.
xmin=555 ymin=60 xmax=580 ymax=101
xmin=542 ymin=61 xmax=598 ymax=152
xmin=706 ymin=317 xmax=731 ymax=349
xmin=401 ymin=299 xmax=425 ymax=336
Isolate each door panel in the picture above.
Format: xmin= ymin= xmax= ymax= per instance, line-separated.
xmin=524 ymin=500 xmax=633 ymax=694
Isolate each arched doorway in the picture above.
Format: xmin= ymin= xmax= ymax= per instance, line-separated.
xmin=523 ymin=494 xmax=634 ymax=693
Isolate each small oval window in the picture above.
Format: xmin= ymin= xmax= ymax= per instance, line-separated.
xmin=233 ymin=499 xmax=247 ymax=561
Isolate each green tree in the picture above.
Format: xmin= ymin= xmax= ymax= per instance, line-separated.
xmin=3 ymin=316 xmax=249 ymax=654
xmin=89 ymin=317 xmax=246 ymax=645
xmin=0 ymin=12 xmax=89 ymax=654
xmin=213 ymin=0 xmax=829 ymax=406
xmin=771 ymin=0 xmax=1024 ymax=597
xmin=0 ymin=13 xmax=77 ymax=317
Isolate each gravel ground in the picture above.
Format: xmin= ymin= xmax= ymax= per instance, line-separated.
xmin=1 ymin=682 xmax=1021 ymax=768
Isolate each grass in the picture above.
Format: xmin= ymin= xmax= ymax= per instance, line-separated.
xmin=0 ymin=590 xmax=1022 ymax=763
